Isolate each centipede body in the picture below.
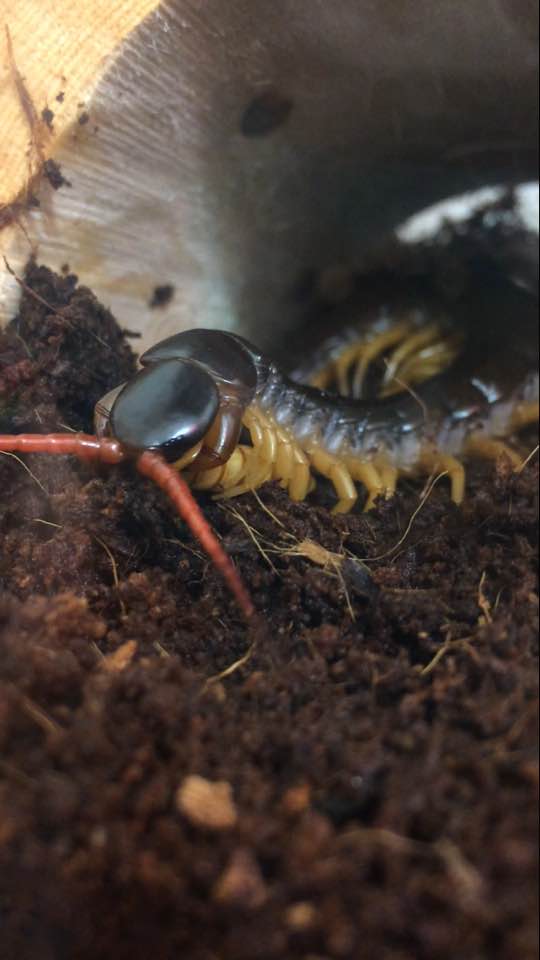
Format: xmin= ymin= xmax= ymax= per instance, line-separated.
xmin=187 ymin=275 xmax=538 ymax=513
xmin=0 ymin=261 xmax=538 ymax=617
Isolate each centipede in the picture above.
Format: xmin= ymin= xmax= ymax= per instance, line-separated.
xmin=0 ymin=267 xmax=538 ymax=620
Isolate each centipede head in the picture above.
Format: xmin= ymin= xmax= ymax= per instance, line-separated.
xmin=99 ymin=359 xmax=221 ymax=462
xmin=95 ymin=329 xmax=261 ymax=470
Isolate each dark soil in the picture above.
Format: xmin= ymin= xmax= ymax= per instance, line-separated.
xmin=0 ymin=263 xmax=538 ymax=960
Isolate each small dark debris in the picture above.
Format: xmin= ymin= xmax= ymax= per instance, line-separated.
xmin=342 ymin=557 xmax=378 ymax=600
xmin=43 ymin=159 xmax=72 ymax=190
xmin=78 ymin=111 xmax=90 ymax=126
xmin=41 ymin=107 xmax=54 ymax=131
xmin=240 ymin=89 xmax=293 ymax=137
xmin=149 ymin=284 xmax=175 ymax=308
xmin=55 ymin=91 xmax=65 ymax=103
xmin=318 ymin=767 xmax=387 ymax=826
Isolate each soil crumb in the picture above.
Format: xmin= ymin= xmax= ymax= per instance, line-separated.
xmin=0 ymin=263 xmax=538 ymax=960
xmin=40 ymin=107 xmax=55 ymax=132
xmin=149 ymin=284 xmax=175 ymax=309
xmin=43 ymin=159 xmax=71 ymax=191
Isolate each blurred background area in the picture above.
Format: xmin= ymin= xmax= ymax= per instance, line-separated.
xmin=1 ymin=0 xmax=538 ymax=350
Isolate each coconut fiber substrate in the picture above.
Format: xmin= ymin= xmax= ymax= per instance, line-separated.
xmin=0 ymin=263 xmax=538 ymax=960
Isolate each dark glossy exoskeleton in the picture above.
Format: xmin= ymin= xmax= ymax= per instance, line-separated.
xmin=95 ymin=330 xmax=264 ymax=469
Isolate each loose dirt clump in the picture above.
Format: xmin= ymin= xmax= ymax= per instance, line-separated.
xmin=0 ymin=263 xmax=538 ymax=960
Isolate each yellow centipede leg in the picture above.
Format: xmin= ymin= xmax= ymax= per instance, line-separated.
xmin=309 ymin=448 xmax=357 ymax=513
xmin=273 ymin=432 xmax=294 ymax=484
xmin=465 ymin=435 xmax=522 ymax=469
xmin=218 ymin=447 xmax=250 ymax=488
xmin=288 ymin=451 xmax=312 ymax=501
xmin=334 ymin=344 xmax=365 ymax=397
xmin=330 ymin=465 xmax=358 ymax=513
xmin=346 ymin=458 xmax=384 ymax=510
xmin=222 ymin=447 xmax=273 ymax=498
xmin=383 ymin=325 xmax=440 ymax=392
xmin=421 ymin=450 xmax=466 ymax=504
xmin=260 ymin=424 xmax=278 ymax=462
xmin=381 ymin=335 xmax=461 ymax=397
xmin=190 ymin=463 xmax=226 ymax=491
xmin=376 ymin=459 xmax=399 ymax=499
xmin=351 ymin=321 xmax=411 ymax=398
xmin=246 ymin=409 xmax=276 ymax=462
xmin=510 ymin=401 xmax=539 ymax=431
xmin=243 ymin=411 xmax=263 ymax=447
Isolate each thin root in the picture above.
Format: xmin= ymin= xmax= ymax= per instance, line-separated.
xmin=219 ymin=503 xmax=279 ymax=574
xmin=0 ymin=449 xmax=49 ymax=495
xmin=361 ymin=471 xmax=448 ymax=562
xmin=203 ymin=640 xmax=257 ymax=689
xmin=421 ymin=636 xmax=474 ymax=676
xmin=93 ymin=535 xmax=126 ymax=617
xmin=516 ymin=443 xmax=539 ymax=474
xmin=477 ymin=571 xmax=492 ymax=625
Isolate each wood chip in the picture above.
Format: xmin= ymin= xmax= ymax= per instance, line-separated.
xmin=176 ymin=775 xmax=238 ymax=830
xmin=285 ymin=901 xmax=318 ymax=931
xmin=101 ymin=640 xmax=137 ymax=672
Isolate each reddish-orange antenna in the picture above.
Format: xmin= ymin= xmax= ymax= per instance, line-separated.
xmin=136 ymin=451 xmax=255 ymax=619
xmin=0 ymin=433 xmax=255 ymax=620
xmin=0 ymin=433 xmax=126 ymax=462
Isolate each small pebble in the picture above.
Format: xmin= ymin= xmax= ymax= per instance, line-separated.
xmin=285 ymin=901 xmax=318 ymax=931
xmin=176 ymin=775 xmax=238 ymax=830
xmin=281 ymin=783 xmax=311 ymax=815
